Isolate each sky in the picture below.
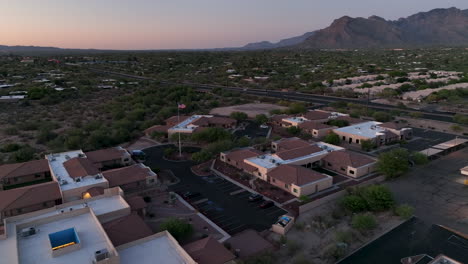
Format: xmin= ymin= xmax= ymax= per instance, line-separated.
xmin=2 ymin=0 xmax=468 ymax=50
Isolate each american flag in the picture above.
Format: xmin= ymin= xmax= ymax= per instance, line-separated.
xmin=178 ymin=103 xmax=186 ymax=109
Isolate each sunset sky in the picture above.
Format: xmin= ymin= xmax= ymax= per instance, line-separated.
xmin=2 ymin=0 xmax=468 ymax=50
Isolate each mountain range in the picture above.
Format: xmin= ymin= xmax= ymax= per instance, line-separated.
xmin=3 ymin=7 xmax=468 ymax=54
xmin=243 ymin=7 xmax=468 ymax=50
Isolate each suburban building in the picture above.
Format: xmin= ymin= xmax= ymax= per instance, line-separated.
xmin=244 ymin=142 xmax=344 ymax=181
xmin=278 ymin=110 xmax=349 ymax=128
xmin=102 ymin=164 xmax=157 ymax=191
xmin=183 ymin=236 xmax=236 ymax=264
xmin=220 ymin=148 xmax=264 ymax=174
xmin=271 ymin=137 xmax=312 ymax=152
xmin=321 ymin=150 xmax=377 ymax=178
xmin=0 ymin=187 xmax=196 ymax=264
xmin=266 ymin=164 xmax=333 ymax=197
xmin=46 ymin=150 xmax=109 ymax=202
xmin=85 ymin=146 xmax=132 ymax=170
xmin=333 ymin=121 xmax=412 ymax=146
xmin=0 ymin=181 xmax=62 ymax=222
xmin=299 ymin=122 xmax=336 ymax=138
xmin=0 ymin=159 xmax=51 ymax=190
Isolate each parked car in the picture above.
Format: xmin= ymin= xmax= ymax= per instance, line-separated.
xmin=248 ymin=193 xmax=263 ymax=202
xmin=259 ymin=200 xmax=274 ymax=209
xmin=182 ymin=191 xmax=201 ymax=200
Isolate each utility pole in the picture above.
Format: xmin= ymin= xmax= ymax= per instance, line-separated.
xmin=177 ymin=105 xmax=182 ymax=157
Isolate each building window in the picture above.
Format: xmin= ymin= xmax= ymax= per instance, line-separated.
xmin=124 ymin=158 xmax=129 ymax=162
xmin=17 ymin=208 xmax=22 ymax=214
xmin=43 ymin=202 xmax=48 ymax=207
xmin=149 ymin=179 xmax=155 ymax=183
xmin=272 ymin=178 xmax=276 ymax=183
xmin=293 ymin=188 xmax=298 ymax=193
xmin=356 ymin=139 xmax=360 ymax=144
xmin=340 ymin=167 xmax=345 ymax=171
xmin=35 ymin=174 xmax=41 ymax=178
xmin=327 ymin=162 xmax=332 ymax=167
xmin=349 ymin=170 xmax=355 ymax=175
xmin=14 ymin=177 xmax=18 ymax=182
xmin=342 ymin=136 xmax=346 ymax=140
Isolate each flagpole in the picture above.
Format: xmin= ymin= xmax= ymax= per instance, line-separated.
xmin=178 ymin=103 xmax=182 ymax=157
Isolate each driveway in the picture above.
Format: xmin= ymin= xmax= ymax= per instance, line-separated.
xmin=143 ymin=145 xmax=287 ymax=235
xmin=386 ymin=147 xmax=468 ymax=234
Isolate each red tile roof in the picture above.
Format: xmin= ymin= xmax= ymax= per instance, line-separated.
xmin=0 ymin=159 xmax=50 ymax=180
xmin=183 ymin=236 xmax=236 ymax=264
xmin=268 ymin=164 xmax=329 ymax=186
xmin=302 ymin=110 xmax=331 ymax=120
xmin=275 ymin=145 xmax=323 ymax=160
xmin=126 ymin=196 xmax=147 ymax=211
xmin=273 ymin=137 xmax=312 ymax=151
xmin=0 ymin=181 xmax=62 ymax=212
xmin=63 ymin=157 xmax=100 ymax=179
xmin=225 ymin=148 xmax=263 ymax=172
xmin=299 ymin=121 xmax=333 ymax=130
xmin=102 ymin=164 xmax=154 ymax=188
xmin=322 ymin=150 xmax=376 ymax=168
xmin=380 ymin=121 xmax=407 ymax=130
xmin=102 ymin=214 xmax=153 ymax=246
xmin=85 ymin=147 xmax=129 ymax=164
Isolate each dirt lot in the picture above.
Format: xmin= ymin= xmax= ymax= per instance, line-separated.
xmin=386 ymin=147 xmax=468 ymax=234
xmin=210 ymin=103 xmax=287 ymax=118
xmin=266 ymin=203 xmax=403 ymax=264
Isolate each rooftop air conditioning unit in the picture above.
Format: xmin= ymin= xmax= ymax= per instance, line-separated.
xmin=95 ymin=175 xmax=102 ymax=179
xmin=78 ymin=153 xmax=85 ymax=158
xmin=51 ymin=158 xmax=56 ymax=161
xmin=65 ymin=155 xmax=70 ymax=160
xmin=60 ymin=180 xmax=68 ymax=185
xmin=95 ymin=249 xmax=109 ymax=262
xmin=20 ymin=227 xmax=37 ymax=237
xmin=270 ymin=159 xmax=276 ymax=163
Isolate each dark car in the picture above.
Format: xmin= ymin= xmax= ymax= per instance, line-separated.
xmin=259 ymin=200 xmax=274 ymax=209
xmin=182 ymin=191 xmax=201 ymax=200
xmin=248 ymin=193 xmax=263 ymax=202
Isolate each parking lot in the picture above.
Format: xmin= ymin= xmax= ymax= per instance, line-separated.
xmin=143 ymin=145 xmax=287 ymax=235
xmin=233 ymin=120 xmax=270 ymax=139
xmin=403 ymin=127 xmax=464 ymax=152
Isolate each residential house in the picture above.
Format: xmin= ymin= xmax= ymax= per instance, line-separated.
xmin=0 ymin=159 xmax=51 ymax=190
xmin=299 ymin=122 xmax=336 ymax=138
xmin=102 ymin=164 xmax=157 ymax=191
xmin=0 ymin=181 xmax=62 ymax=221
xmin=85 ymin=146 xmax=132 ymax=170
xmin=321 ymin=150 xmax=377 ymax=178
xmin=267 ymin=164 xmax=333 ymax=197
xmin=220 ymin=148 xmax=264 ymax=174
xmin=332 ymin=121 xmax=412 ymax=147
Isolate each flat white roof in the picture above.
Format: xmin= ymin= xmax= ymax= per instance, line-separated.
xmin=46 ymin=150 xmax=108 ymax=192
xmin=17 ymin=211 xmax=112 ymax=264
xmin=246 ymin=142 xmax=343 ymax=169
xmin=168 ymin=115 xmax=212 ymax=132
xmin=0 ymin=194 xmax=127 ymax=264
xmin=118 ymin=233 xmax=191 ymax=264
xmin=334 ymin=121 xmax=384 ymax=139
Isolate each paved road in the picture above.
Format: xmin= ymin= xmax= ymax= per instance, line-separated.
xmin=85 ymin=67 xmax=457 ymax=123
xmin=143 ymin=145 xmax=287 ymax=235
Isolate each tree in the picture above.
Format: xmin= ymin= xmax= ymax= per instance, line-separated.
xmin=255 ymin=114 xmax=268 ymax=125
xmin=377 ymin=148 xmax=410 ymax=179
xmin=286 ymin=126 xmax=301 ymax=135
xmin=361 ymin=139 xmax=376 ymax=152
xmin=327 ymin=119 xmax=349 ymax=128
xmin=352 ymin=214 xmax=377 ymax=231
xmin=11 ymin=145 xmax=36 ymax=163
xmin=230 ymin=111 xmax=248 ymax=122
xmin=324 ymin=132 xmax=340 ymax=145
xmin=159 ymin=218 xmax=193 ymax=241
xmin=191 ymin=127 xmax=231 ymax=143
xmin=372 ymin=111 xmax=392 ymax=122
xmin=341 ymin=195 xmax=367 ymax=212
xmin=411 ymin=152 xmax=428 ymax=165
xmin=360 ymin=185 xmax=394 ymax=211
xmin=453 ymin=114 xmax=468 ymax=125
xmin=287 ymin=102 xmax=307 ymax=114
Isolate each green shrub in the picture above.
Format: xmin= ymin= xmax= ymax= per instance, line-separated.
xmin=411 ymin=152 xmax=429 ymax=165
xmin=352 ymin=214 xmax=377 ymax=231
xmin=324 ymin=132 xmax=340 ymax=145
xmin=360 ymin=185 xmax=394 ymax=212
xmin=394 ymin=204 xmax=414 ymax=220
xmin=159 ymin=218 xmax=193 ymax=241
xmin=341 ymin=195 xmax=368 ymax=212
xmin=1 ymin=143 xmax=22 ymax=153
xmin=335 ymin=230 xmax=355 ymax=244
